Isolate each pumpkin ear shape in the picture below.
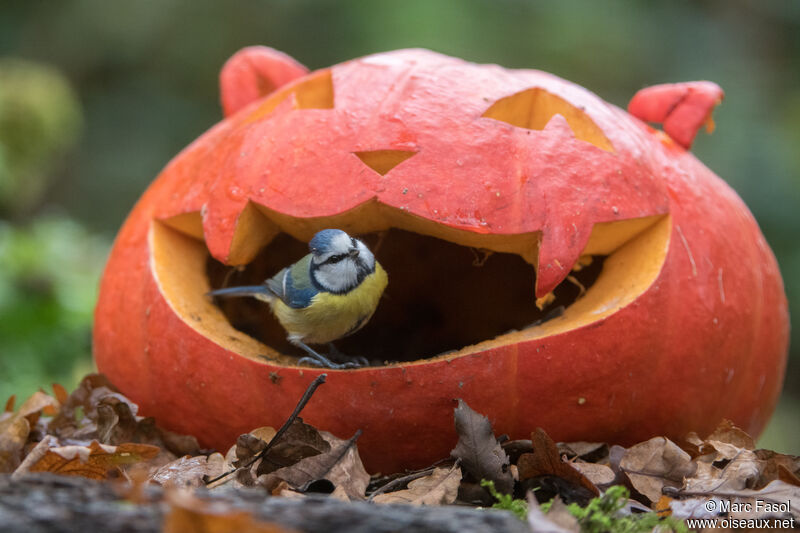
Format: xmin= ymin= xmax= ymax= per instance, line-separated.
xmin=219 ymin=46 xmax=309 ymax=117
xmin=628 ymin=81 xmax=723 ymax=149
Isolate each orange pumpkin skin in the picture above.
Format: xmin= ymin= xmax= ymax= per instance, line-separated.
xmin=94 ymin=49 xmax=788 ymax=473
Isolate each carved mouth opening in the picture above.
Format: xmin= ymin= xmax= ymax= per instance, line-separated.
xmin=150 ymin=204 xmax=670 ymax=368
xmin=205 ymin=229 xmax=605 ymax=363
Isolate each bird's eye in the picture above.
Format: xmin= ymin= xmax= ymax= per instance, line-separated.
xmin=324 ymin=253 xmax=348 ymax=265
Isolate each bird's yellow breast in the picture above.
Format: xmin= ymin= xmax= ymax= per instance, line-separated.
xmin=272 ymin=262 xmax=388 ymax=345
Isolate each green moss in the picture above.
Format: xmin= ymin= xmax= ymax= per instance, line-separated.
xmin=545 ymin=485 xmax=688 ymax=533
xmin=483 ymin=481 xmax=688 ymax=532
xmin=480 ymin=479 xmax=528 ymax=521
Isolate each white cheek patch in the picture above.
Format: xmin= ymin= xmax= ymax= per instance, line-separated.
xmin=314 ymin=260 xmax=360 ymax=293
xmin=356 ymin=240 xmax=375 ymax=271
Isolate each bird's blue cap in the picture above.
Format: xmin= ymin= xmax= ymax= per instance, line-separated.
xmin=309 ymin=229 xmax=348 ymax=254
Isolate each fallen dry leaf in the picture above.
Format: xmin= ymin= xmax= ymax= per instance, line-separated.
xmin=12 ymin=435 xmax=58 ymax=478
xmin=28 ymin=440 xmax=160 ymax=480
xmin=0 ymin=415 xmax=30 ymax=473
xmin=668 ymin=496 xmax=718 ymax=519
xmin=250 ymin=426 xmax=277 ymax=444
xmin=754 ymin=449 xmax=800 ymax=488
xmin=17 ymin=391 xmax=60 ymax=420
xmin=558 ymin=442 xmax=607 ymax=460
xmin=707 ymin=419 xmax=755 ymax=450
xmin=685 ymin=448 xmax=761 ymax=493
xmin=163 ymin=489 xmax=297 ymax=533
xmin=151 ymin=453 xmax=227 ymax=488
xmin=570 ymin=462 xmax=615 ymax=487
xmin=235 ymin=433 xmax=268 ymax=465
xmin=317 ymin=432 xmax=370 ymax=501
xmin=727 ymin=480 xmax=799 ymax=519
xmin=48 ymin=374 xmax=200 ymax=459
xmin=259 ymin=431 xmax=367 ymax=500
xmin=684 ymin=419 xmax=755 ymax=462
xmin=3 ymin=395 xmax=15 ymax=413
xmin=619 ymin=436 xmax=695 ymax=503
xmin=518 ymin=428 xmax=599 ymax=497
xmin=683 ymin=419 xmax=800 ymax=494
xmin=224 ymin=427 xmax=277 ymax=484
xmin=48 ymin=374 xmax=122 ymax=441
xmin=450 ymin=399 xmax=513 ymax=494
xmin=0 ymin=390 xmax=62 ymax=473
xmin=527 ymin=493 xmax=580 ymax=533
xmin=273 ymin=480 xmax=306 ymax=498
xmin=136 ymin=416 xmax=201 ymax=458
xmin=373 ymin=465 xmax=462 ymax=505
xmin=253 ymin=418 xmax=329 ymax=475
xmin=501 ymin=439 xmax=533 ymax=464
xmin=229 ymin=419 xmax=329 ymax=488
xmin=51 ymin=383 xmax=69 ymax=405
xmin=670 ymin=480 xmax=800 ymax=521
xmin=95 ymin=394 xmax=144 ymax=444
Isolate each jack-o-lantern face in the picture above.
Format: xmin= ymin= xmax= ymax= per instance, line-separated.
xmin=94 ymin=48 xmax=788 ymax=472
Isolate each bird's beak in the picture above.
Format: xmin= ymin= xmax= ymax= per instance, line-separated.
xmin=348 ymin=247 xmax=360 ymax=258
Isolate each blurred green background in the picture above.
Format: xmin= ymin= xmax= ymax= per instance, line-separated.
xmin=0 ymin=0 xmax=797 ymax=450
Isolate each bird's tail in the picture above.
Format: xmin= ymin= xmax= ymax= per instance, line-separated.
xmin=206 ymin=285 xmax=275 ymax=303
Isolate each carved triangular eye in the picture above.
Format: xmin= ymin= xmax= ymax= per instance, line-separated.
xmin=248 ymin=70 xmax=334 ymax=121
xmin=482 ymin=88 xmax=614 ymax=152
xmin=289 ymin=70 xmax=335 ymax=110
xmin=354 ymin=150 xmax=417 ymax=175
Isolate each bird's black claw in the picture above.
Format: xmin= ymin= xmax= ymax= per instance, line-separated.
xmin=326 ymin=343 xmax=370 ymax=366
xmin=298 ymin=356 xmax=361 ymax=370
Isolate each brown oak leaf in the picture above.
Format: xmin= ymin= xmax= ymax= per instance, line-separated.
xmin=259 ymin=431 xmax=368 ymax=500
xmin=619 ymin=436 xmax=696 ymax=503
xmin=518 ymin=428 xmax=599 ymax=496
xmin=28 ymin=440 xmax=160 ymax=480
xmin=450 ymin=399 xmax=513 ymax=494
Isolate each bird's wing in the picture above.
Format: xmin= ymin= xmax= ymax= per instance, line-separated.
xmin=263 ymin=268 xmax=288 ymax=300
xmin=268 ymin=254 xmax=317 ymax=309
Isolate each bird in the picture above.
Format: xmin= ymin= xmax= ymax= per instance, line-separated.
xmin=207 ymin=229 xmax=388 ymax=369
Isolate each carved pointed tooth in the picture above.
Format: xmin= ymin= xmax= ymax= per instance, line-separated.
xmin=534 ymin=223 xmax=592 ymax=299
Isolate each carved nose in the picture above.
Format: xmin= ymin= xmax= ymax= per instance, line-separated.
xmin=354 ymin=149 xmax=417 ymax=175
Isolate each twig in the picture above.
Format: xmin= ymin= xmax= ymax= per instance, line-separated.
xmin=12 ymin=435 xmax=58 ymax=480
xmin=204 ymin=373 xmax=328 ymax=485
xmin=368 ymin=459 xmax=461 ymax=501
xmin=368 ymin=467 xmax=437 ymax=500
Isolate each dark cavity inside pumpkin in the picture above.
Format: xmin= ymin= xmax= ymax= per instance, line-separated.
xmin=205 ymin=229 xmax=605 ymax=362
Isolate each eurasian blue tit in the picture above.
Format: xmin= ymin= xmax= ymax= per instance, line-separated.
xmin=207 ymin=229 xmax=388 ymax=369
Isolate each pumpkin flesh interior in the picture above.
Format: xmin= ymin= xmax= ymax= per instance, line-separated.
xmin=151 ymin=204 xmax=670 ymax=367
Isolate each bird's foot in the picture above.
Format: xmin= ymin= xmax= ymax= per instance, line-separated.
xmin=293 ymin=340 xmax=366 ymax=369
xmin=327 ymin=343 xmax=369 ymax=366
xmin=298 ymin=356 xmax=361 ymax=370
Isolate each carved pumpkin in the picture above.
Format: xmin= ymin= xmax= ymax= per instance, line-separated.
xmin=93 ymin=47 xmax=788 ymax=472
